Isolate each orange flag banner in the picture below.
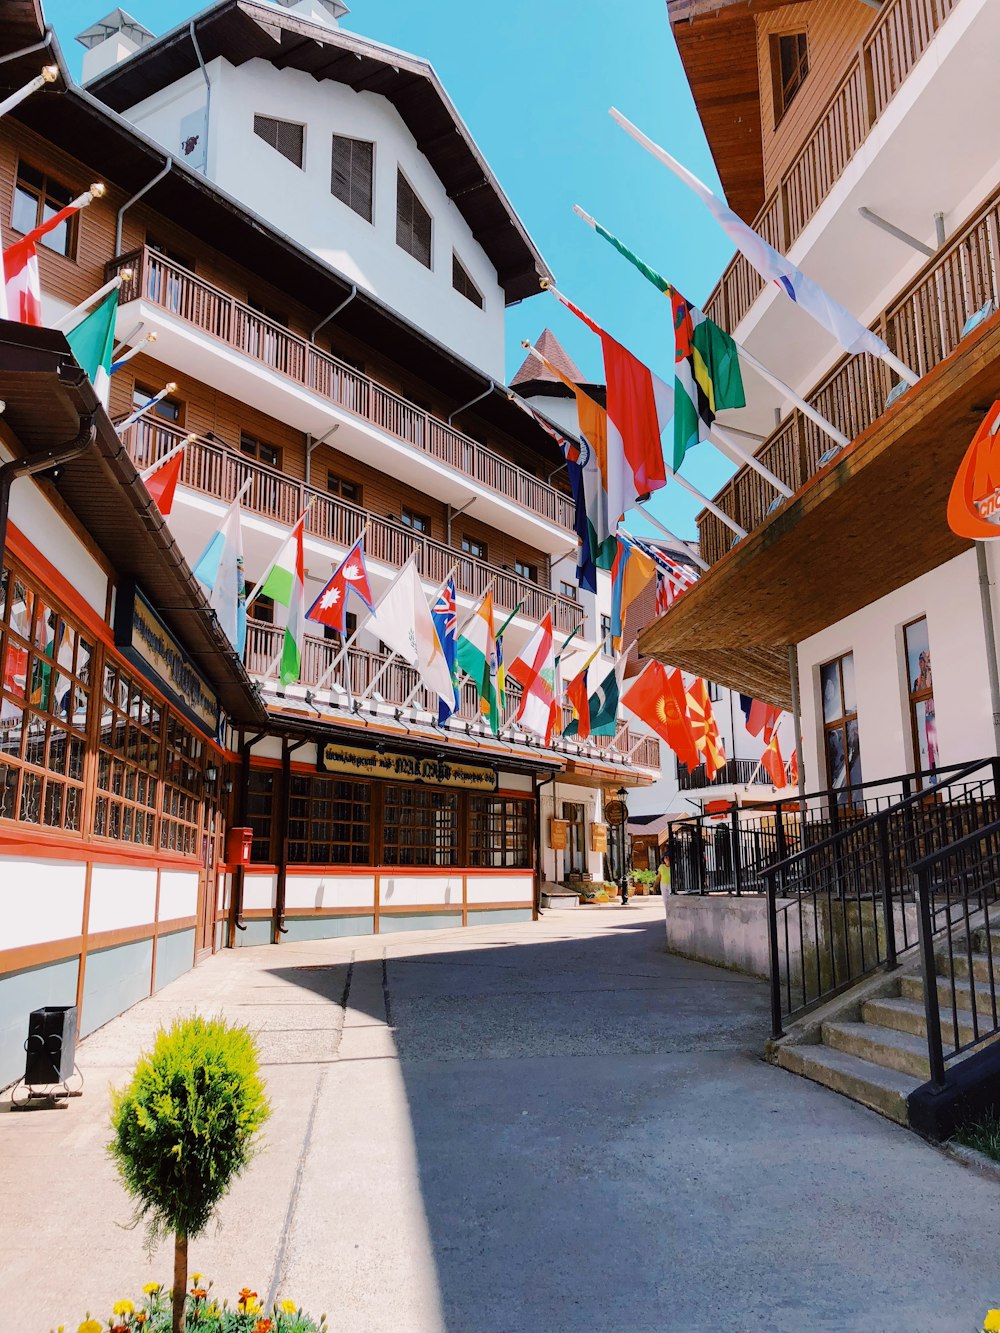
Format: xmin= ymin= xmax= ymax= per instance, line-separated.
xmin=761 ymin=733 xmax=786 ymax=786
xmin=687 ymin=677 xmax=727 ymax=779
xmin=622 ymin=661 xmax=700 ymax=770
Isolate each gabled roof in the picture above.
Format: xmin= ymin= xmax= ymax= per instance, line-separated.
xmin=85 ymin=0 xmax=552 ymax=303
xmin=511 ymin=329 xmax=583 ymax=387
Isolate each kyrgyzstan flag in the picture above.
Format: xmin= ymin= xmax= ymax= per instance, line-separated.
xmin=306 ymin=536 xmax=374 ymax=633
xmin=622 ymin=660 xmax=699 ymax=770
xmin=5 ymin=198 xmax=88 ymax=325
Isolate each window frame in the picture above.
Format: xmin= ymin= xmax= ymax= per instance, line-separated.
xmin=468 ymin=795 xmax=533 ymax=869
xmin=327 ymin=472 xmax=362 ymax=505
xmin=382 ymin=783 xmax=458 ymax=867
xmin=11 ymin=160 xmax=79 ymax=260
xmin=331 ymin=133 xmax=375 ymax=224
xmin=819 ymin=650 xmax=862 ymax=806
xmin=252 ymin=113 xmax=305 ymax=169
xmin=903 ymin=616 xmax=937 ymax=786
xmin=401 ymin=507 xmax=431 ymax=536
xmin=514 ymin=559 xmax=538 ymax=583
xmin=452 ymin=252 xmax=484 ymax=309
xmin=770 ymin=30 xmax=810 ymax=124
xmin=239 ymin=431 xmax=283 ymax=471
xmin=287 ymin=773 xmax=372 ymax=865
xmin=395 ymin=168 xmax=433 ymax=270
xmin=133 ymin=382 xmax=184 ymax=427
xmin=461 ymin=534 xmax=487 ymax=561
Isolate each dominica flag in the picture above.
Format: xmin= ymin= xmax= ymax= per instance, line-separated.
xmin=456 ymin=590 xmax=499 ymax=733
xmin=508 ymin=611 xmax=558 ymax=744
xmin=65 ymin=287 xmax=119 ymax=409
xmin=253 ymin=511 xmax=307 ymax=686
xmin=579 ymin=216 xmax=745 ymax=470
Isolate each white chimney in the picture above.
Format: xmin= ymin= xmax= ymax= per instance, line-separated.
xmin=273 ymin=0 xmax=350 ymax=28
xmin=76 ymin=8 xmax=155 ymax=83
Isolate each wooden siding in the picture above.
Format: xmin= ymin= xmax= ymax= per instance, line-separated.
xmin=756 ymin=0 xmax=872 ymax=200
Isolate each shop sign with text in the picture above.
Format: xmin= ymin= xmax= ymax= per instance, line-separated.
xmin=319 ymin=743 xmax=496 ymax=791
xmin=114 ymin=584 xmax=219 ymax=736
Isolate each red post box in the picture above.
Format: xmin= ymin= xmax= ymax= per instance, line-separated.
xmin=225 ymin=826 xmax=253 ymax=867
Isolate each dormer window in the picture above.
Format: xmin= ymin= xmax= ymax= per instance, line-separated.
xmin=396 ymin=170 xmax=432 ymax=269
xmin=253 ymin=115 xmax=305 ymax=168
xmin=331 ymin=134 xmax=374 ymax=223
xmin=770 ymin=32 xmax=809 ymax=123
xmin=452 ymin=253 xmax=484 ymax=309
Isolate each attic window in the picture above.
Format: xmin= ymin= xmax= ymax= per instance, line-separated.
xmin=396 ymin=170 xmax=432 ymax=269
xmin=331 ymin=134 xmax=374 ymax=223
xmin=452 ymin=253 xmax=484 ymax=309
xmin=771 ymin=32 xmax=809 ymax=122
xmin=253 ymin=115 xmax=304 ymax=168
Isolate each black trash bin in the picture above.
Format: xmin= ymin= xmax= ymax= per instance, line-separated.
xmin=24 ymin=1005 xmax=78 ymax=1086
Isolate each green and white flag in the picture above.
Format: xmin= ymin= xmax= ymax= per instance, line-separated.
xmin=564 ymin=657 xmax=624 ymax=738
xmin=253 ymin=511 xmax=307 ymax=686
xmin=456 ymin=590 xmax=499 ymax=733
xmin=65 ymin=287 xmax=118 ymax=409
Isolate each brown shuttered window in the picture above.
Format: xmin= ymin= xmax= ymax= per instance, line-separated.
xmin=770 ymin=32 xmax=809 ymax=122
xmin=396 ymin=170 xmax=432 ymax=269
xmin=331 ymin=134 xmax=374 ymax=222
xmin=253 ymin=114 xmax=305 ymax=168
xmin=452 ymin=253 xmax=484 ymax=308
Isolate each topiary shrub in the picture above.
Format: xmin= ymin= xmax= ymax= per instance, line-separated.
xmin=109 ymin=1016 xmax=271 ymax=1333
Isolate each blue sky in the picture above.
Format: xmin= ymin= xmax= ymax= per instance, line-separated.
xmin=46 ymin=0 xmax=738 ymax=539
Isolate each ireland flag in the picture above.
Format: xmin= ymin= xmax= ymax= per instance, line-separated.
xmin=456 ymin=590 xmax=498 ymax=733
xmin=253 ymin=511 xmax=307 ymax=685
xmin=66 ymin=287 xmax=119 ymax=409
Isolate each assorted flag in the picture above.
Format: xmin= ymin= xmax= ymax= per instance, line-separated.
xmin=431 ymin=577 xmax=458 ymax=724
xmin=579 ymin=217 xmax=746 ymax=470
xmin=566 ymin=644 xmax=602 ymax=742
xmin=622 ymin=661 xmax=700 ymax=770
xmin=193 ymin=484 xmax=248 ymax=654
xmin=4 ymin=198 xmax=87 ymax=325
xmin=252 ymin=511 xmax=308 ymax=687
xmin=306 ymin=536 xmax=375 ymax=634
xmin=65 ymin=287 xmax=119 ymax=409
xmin=610 ymin=536 xmax=657 ymax=649
xmin=686 ymin=677 xmax=727 ymax=780
xmin=456 ymin=590 xmax=499 ymax=733
xmin=761 ymin=731 xmax=787 ymax=787
xmin=371 ymin=557 xmax=455 ymax=709
xmin=507 ymin=610 xmax=558 ymax=744
xmin=563 ymin=657 xmax=624 ymax=739
xmin=140 ymin=440 xmax=187 ymax=517
xmin=740 ymin=695 xmax=782 ymax=743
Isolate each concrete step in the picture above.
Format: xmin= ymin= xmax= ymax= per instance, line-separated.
xmin=862 ymin=994 xmax=997 ymax=1047
xmin=900 ymin=971 xmax=998 ymax=1014
xmin=777 ymin=1042 xmax=918 ymax=1125
xmin=822 ymin=1020 xmax=931 ymax=1080
xmin=939 ymin=951 xmax=999 ymax=985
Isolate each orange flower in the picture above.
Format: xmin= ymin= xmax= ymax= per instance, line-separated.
xmin=191 ymin=1289 xmax=208 ymax=1300
xmin=238 ymin=1289 xmax=257 ymax=1301
xmin=252 ymin=1321 xmax=273 ymax=1333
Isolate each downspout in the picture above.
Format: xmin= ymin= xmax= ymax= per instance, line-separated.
xmin=0 ymin=414 xmax=96 ymax=576
xmin=274 ymin=737 xmax=311 ymax=940
xmin=230 ymin=728 xmax=267 ymax=942
xmin=448 ymin=381 xmax=493 ymax=426
xmin=311 ymin=283 xmax=358 ymax=342
xmin=189 ymin=20 xmax=211 ymax=176
xmin=115 ymin=155 xmax=172 ymax=256
xmin=788 ymin=644 xmax=806 ymax=802
xmin=976 ymin=542 xmax=1000 ymax=755
xmin=535 ymin=772 xmax=557 ymax=913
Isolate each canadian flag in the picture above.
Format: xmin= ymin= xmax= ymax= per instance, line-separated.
xmin=306 ymin=536 xmax=375 ymax=633
xmin=5 ymin=190 xmax=95 ymax=325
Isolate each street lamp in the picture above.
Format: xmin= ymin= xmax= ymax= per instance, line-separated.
xmin=616 ymin=785 xmax=630 ymax=906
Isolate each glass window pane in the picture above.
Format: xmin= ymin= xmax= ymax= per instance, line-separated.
xmin=840 ymin=653 xmax=856 ymax=716
xmin=826 ymin=727 xmax=846 ymax=792
xmin=846 ymin=717 xmax=863 ymax=792
xmin=905 ymin=620 xmax=932 ymax=696
xmin=821 ymin=661 xmax=842 ymax=723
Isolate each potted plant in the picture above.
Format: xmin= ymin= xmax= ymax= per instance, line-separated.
xmin=108 ymin=1016 xmax=271 ymax=1333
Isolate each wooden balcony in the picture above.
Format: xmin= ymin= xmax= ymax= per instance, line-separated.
xmin=106 ymin=246 xmax=576 ymax=535
xmin=677 ymin=758 xmax=772 ymax=791
xmin=697 ymin=180 xmax=1000 ymax=565
xmin=702 ymin=0 xmax=961 ymax=334
xmin=244 ymin=619 xmax=661 ymax=772
xmin=124 ymin=418 xmax=582 ymax=633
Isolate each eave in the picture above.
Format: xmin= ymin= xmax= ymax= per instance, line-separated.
xmin=638 ymin=309 xmax=1000 ymax=708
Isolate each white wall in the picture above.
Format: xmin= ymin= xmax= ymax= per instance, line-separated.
xmin=122 ymin=56 xmax=506 ymax=376
xmin=540 ymin=781 xmax=604 ymax=884
xmin=797 ymin=547 xmax=993 ymax=791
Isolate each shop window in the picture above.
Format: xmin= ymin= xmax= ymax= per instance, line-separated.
xmin=401 ymin=507 xmax=430 ymax=535
xmin=240 ymin=432 xmax=282 ymax=470
xmin=514 ymin=559 xmax=537 ymax=583
xmin=246 ymin=769 xmax=276 ymax=863
xmin=12 ymin=162 xmax=78 ymax=258
xmin=94 ymin=662 xmax=161 ymax=847
xmin=820 ymin=651 xmax=863 ymax=805
xmin=287 ymin=775 xmax=371 ymax=865
xmin=452 ymin=253 xmax=483 ymax=309
xmin=469 ymin=796 xmax=531 ymax=868
xmin=461 ymin=535 xmax=487 ymax=560
xmin=396 ymin=170 xmax=432 ymax=269
xmin=771 ymin=31 xmax=809 ymax=123
xmin=328 ymin=472 xmax=362 ymax=504
xmin=601 ymin=614 xmax=613 ymax=655
xmin=559 ymin=580 xmax=578 ymax=602
xmin=160 ymin=711 xmax=203 ymax=855
xmin=383 ymin=785 xmax=458 ymax=866
xmin=0 ymin=564 xmax=92 ymax=832
xmin=253 ymin=114 xmax=304 ymax=168
xmin=904 ymin=617 xmax=938 ymax=781
xmin=331 ymin=134 xmax=374 ymax=222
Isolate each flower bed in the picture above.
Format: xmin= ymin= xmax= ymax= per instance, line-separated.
xmin=65 ymin=1277 xmax=327 ymax=1333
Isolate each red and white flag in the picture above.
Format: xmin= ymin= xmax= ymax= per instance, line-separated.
xmin=306 ymin=536 xmax=375 ymax=633
xmin=4 ymin=198 xmax=88 ymax=325
xmin=508 ymin=611 xmax=558 ymax=745
xmin=140 ymin=441 xmax=187 ymax=517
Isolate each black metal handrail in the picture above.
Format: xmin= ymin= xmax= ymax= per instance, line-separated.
xmin=910 ymin=818 xmax=1000 ymax=1090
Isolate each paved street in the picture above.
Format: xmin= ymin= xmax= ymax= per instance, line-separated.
xmin=2 ymin=902 xmax=999 ymax=1332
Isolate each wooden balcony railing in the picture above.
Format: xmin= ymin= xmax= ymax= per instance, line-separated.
xmin=244 ymin=618 xmax=661 ymax=771
xmin=696 ymin=180 xmax=1000 ymax=565
xmin=125 ymin=419 xmax=582 ymax=633
xmin=703 ymin=0 xmax=961 ymax=333
xmin=677 ymin=758 xmax=770 ymax=791
xmin=106 ymin=246 xmax=576 ymax=534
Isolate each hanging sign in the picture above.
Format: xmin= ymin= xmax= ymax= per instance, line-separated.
xmin=948 ymin=401 xmax=1000 ymax=538
xmin=319 ymin=742 xmax=496 ymax=790
xmin=550 ymin=818 xmax=569 ymax=850
xmin=591 ymin=823 xmax=608 ymax=853
xmin=113 ymin=583 xmax=220 ymax=736
xmin=604 ymin=798 xmax=627 ymax=827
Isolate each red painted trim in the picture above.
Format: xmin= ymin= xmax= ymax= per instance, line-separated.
xmin=7 ymin=522 xmax=111 ymax=643
xmin=0 ymin=831 xmax=202 ymax=867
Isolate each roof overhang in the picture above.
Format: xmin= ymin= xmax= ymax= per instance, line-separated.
xmin=0 ymin=321 xmax=268 ymax=728
xmin=84 ymin=0 xmax=552 ymax=303
xmin=638 ymin=310 xmax=1000 ymax=708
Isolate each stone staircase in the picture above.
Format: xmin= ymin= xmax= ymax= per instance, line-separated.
xmin=776 ymin=941 xmax=1000 ymax=1125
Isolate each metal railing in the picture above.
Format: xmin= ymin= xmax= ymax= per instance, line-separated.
xmin=677 ymin=757 xmax=769 ymax=791
xmin=124 ymin=418 xmax=581 ymax=633
xmin=703 ymin=0 xmax=961 ymax=333
xmin=106 ymin=246 xmax=576 ymax=534
xmin=756 ymin=757 xmax=1000 ymax=1038
xmin=244 ymin=618 xmax=660 ymax=770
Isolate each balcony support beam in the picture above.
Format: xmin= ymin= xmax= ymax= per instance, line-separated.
xmin=858 ymin=206 xmax=935 ymax=259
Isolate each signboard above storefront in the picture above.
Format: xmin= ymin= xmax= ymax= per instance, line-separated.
xmin=319 ymin=742 xmax=497 ymax=791
xmin=113 ymin=584 xmax=220 ymax=737
xmin=550 ymin=818 xmax=569 ymax=850
xmin=591 ymin=823 xmax=608 ymax=854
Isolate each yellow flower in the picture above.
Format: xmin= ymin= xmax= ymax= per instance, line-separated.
xmin=78 ymin=1322 xmax=102 ymax=1333
xmin=190 ymin=1273 xmax=204 ymax=1285
xmin=112 ymin=1301 xmax=134 ymax=1317
xmin=279 ymin=1301 xmax=297 ymax=1315
xmin=143 ymin=1283 xmax=161 ymax=1295
xmin=984 ymin=1313 xmax=1000 ymax=1333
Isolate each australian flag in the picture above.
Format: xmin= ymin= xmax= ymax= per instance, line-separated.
xmin=431 ymin=577 xmax=458 ymax=724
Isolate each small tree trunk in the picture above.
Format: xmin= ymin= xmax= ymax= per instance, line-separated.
xmin=172 ymin=1231 xmax=188 ymax=1333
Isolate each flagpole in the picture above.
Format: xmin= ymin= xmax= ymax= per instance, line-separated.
xmin=619 ymin=528 xmax=688 ymax=598
xmin=138 ymin=433 xmax=196 ymax=482
xmin=635 ymin=503 xmax=709 ymax=571
xmin=111 ymin=331 xmax=157 ymax=373
xmin=115 ymin=382 xmax=178 ymax=436
xmin=52 ymin=268 xmax=127 ymax=333
xmin=0 ymin=65 xmax=58 ymax=121
xmin=352 ymin=560 xmax=461 ymax=707
xmin=395 ymin=562 xmax=462 ymax=710
xmin=607 ymin=107 xmax=920 ymax=389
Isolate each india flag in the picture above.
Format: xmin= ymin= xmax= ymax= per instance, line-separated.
xmin=255 ymin=511 xmax=307 ymax=686
xmin=65 ymin=287 xmax=118 ymax=408
xmin=456 ymin=590 xmax=499 ymax=733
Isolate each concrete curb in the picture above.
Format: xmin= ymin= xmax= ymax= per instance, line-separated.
xmin=942 ymin=1141 xmax=1000 ymax=1184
